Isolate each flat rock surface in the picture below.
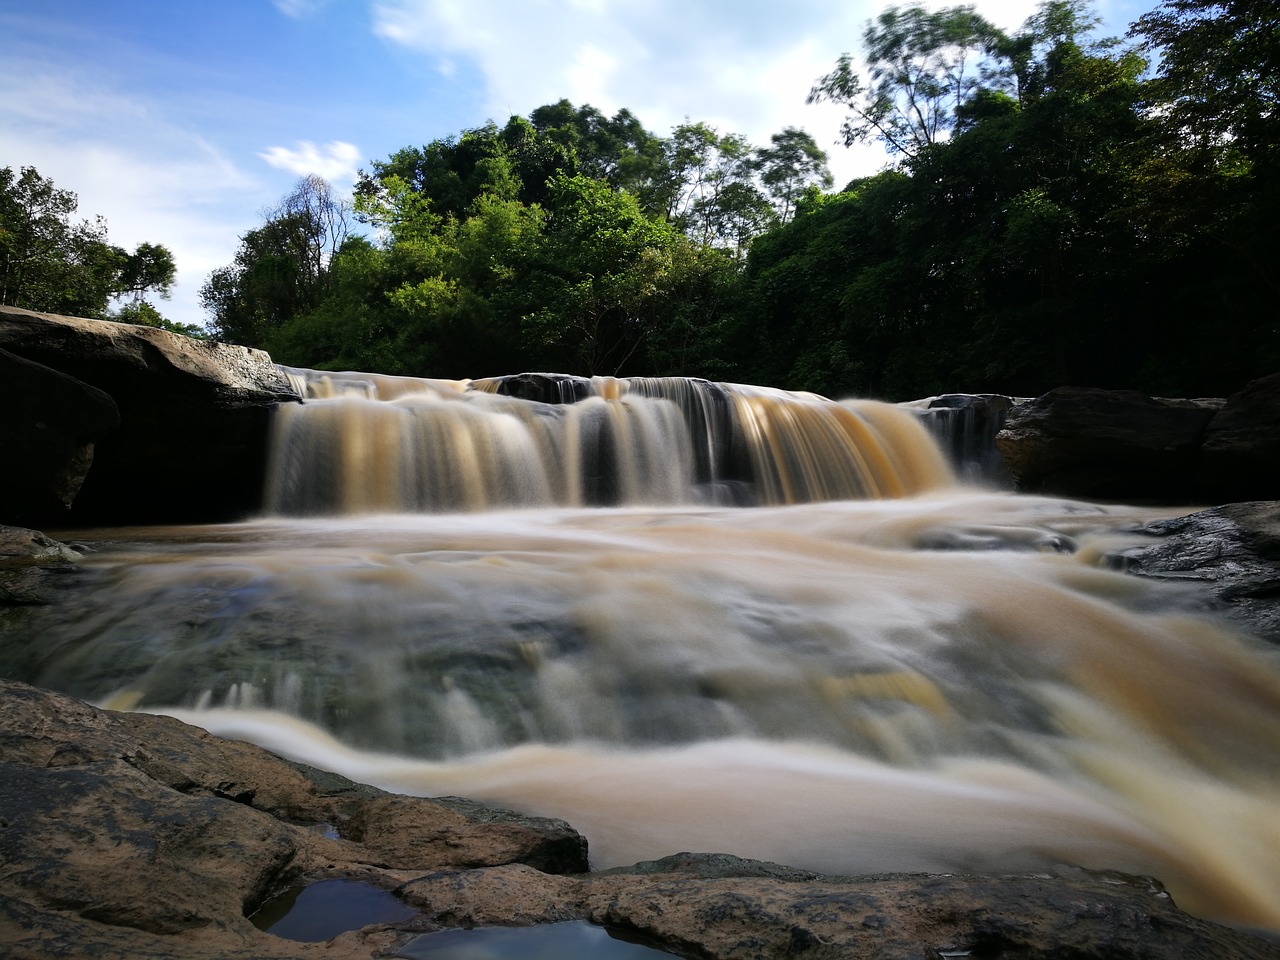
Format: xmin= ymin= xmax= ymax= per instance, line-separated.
xmin=1 ymin=680 xmax=1277 ymax=959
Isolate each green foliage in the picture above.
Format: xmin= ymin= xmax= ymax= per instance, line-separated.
xmin=744 ymin=0 xmax=1279 ymax=399
xmin=807 ymin=4 xmax=1006 ymax=158
xmin=112 ymin=299 xmax=207 ymax=337
xmin=0 ymin=165 xmax=175 ymax=320
xmin=754 ymin=128 xmax=835 ymax=222
xmin=203 ymin=21 xmax=1278 ymax=400
xmin=252 ymin=101 xmax=769 ymax=379
xmin=201 ymin=175 xmax=350 ymax=345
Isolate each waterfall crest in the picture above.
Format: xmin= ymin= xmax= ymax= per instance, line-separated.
xmin=266 ymin=369 xmax=954 ymax=515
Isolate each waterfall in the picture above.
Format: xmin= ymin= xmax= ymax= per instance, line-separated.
xmin=6 ymin=366 xmax=1279 ymax=936
xmin=266 ymin=369 xmax=955 ymax=514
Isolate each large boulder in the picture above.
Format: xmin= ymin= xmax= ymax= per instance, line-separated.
xmin=994 ymin=386 xmax=1222 ymax=502
xmin=0 ymin=347 xmax=120 ymax=523
xmin=2 ymin=680 xmax=1277 ymax=960
xmin=1200 ymin=373 xmax=1280 ymax=502
xmin=0 ymin=306 xmax=300 ymax=525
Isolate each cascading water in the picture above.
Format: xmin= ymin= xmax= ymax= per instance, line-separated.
xmin=265 ymin=368 xmax=954 ymax=513
xmin=5 ymin=368 xmax=1279 ymax=936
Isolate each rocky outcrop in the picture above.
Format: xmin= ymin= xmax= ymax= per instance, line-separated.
xmin=993 ymin=377 xmax=1280 ymax=503
xmin=475 ymin=372 xmax=594 ymax=403
xmin=0 ymin=347 xmax=120 ymax=522
xmin=2 ymin=680 xmax=1277 ymax=960
xmin=1201 ymin=373 xmax=1280 ymax=502
xmin=993 ymin=386 xmax=1222 ymax=502
xmin=1107 ymin=500 xmax=1280 ymax=644
xmin=0 ymin=306 xmax=299 ymax=525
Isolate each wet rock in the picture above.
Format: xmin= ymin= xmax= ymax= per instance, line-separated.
xmin=0 ymin=306 xmax=300 ymax=524
xmin=476 ymin=372 xmax=594 ymax=404
xmin=578 ymin=861 xmax=1280 ymax=960
xmin=0 ymin=347 xmax=120 ymax=524
xmin=994 ymin=386 xmax=1221 ymax=502
xmin=0 ymin=524 xmax=81 ymax=605
xmin=2 ymin=681 xmax=1277 ymax=959
xmin=1108 ymin=500 xmax=1280 ymax=644
xmin=913 ymin=393 xmax=1018 ymax=484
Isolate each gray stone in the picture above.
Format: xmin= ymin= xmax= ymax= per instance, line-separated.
xmin=1201 ymin=374 xmax=1280 ymax=502
xmin=0 ymin=524 xmax=81 ymax=605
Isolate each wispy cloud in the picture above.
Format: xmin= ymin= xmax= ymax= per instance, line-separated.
xmin=272 ymin=0 xmax=331 ymax=18
xmin=259 ymin=140 xmax=363 ymax=183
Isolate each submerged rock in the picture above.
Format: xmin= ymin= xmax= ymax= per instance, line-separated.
xmin=1 ymin=680 xmax=1276 ymax=959
xmin=0 ymin=524 xmax=82 ymax=605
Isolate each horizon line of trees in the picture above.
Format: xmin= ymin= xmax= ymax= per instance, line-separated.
xmin=5 ymin=0 xmax=1276 ymax=400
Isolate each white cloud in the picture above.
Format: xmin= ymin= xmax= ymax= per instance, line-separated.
xmin=259 ymin=140 xmax=363 ymax=184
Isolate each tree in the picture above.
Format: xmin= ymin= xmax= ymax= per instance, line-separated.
xmin=1 ymin=165 xmax=117 ymax=317
xmin=529 ymin=100 xmax=669 ymax=209
xmin=1 ymin=165 xmax=179 ymax=321
xmin=807 ymin=4 xmax=1006 ymax=159
xmin=521 ymin=173 xmax=696 ymax=375
xmin=201 ymin=175 xmax=349 ymax=345
xmin=115 ymin=242 xmax=176 ymax=304
xmin=357 ymin=118 xmax=574 ymax=223
xmin=663 ymin=122 xmax=774 ymax=256
xmin=753 ymin=127 xmax=835 ymax=222
xmin=1131 ymin=0 xmax=1279 ymax=164
xmin=113 ymin=299 xmax=206 ymax=337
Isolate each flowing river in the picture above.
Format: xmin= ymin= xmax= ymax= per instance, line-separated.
xmin=4 ymin=372 xmax=1279 ymax=935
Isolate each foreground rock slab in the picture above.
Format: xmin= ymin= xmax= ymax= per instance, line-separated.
xmin=1 ymin=682 xmax=1277 ymax=959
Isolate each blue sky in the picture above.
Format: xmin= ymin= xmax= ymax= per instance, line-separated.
xmin=2 ymin=0 xmax=1150 ymax=330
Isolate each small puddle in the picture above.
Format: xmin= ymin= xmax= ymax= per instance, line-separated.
xmin=252 ymin=878 xmax=417 ymax=942
xmin=394 ymin=920 xmax=681 ymax=958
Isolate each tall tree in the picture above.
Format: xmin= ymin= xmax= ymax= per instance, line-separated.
xmin=1131 ymin=0 xmax=1279 ymax=164
xmin=807 ymin=4 xmax=1006 ymax=159
xmin=529 ymin=100 xmax=668 ymax=209
xmin=201 ymin=175 xmax=349 ymax=345
xmin=663 ymin=122 xmax=774 ymax=256
xmin=753 ymin=127 xmax=834 ymax=222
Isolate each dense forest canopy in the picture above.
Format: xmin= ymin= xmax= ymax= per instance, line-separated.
xmin=5 ymin=0 xmax=1276 ymax=399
